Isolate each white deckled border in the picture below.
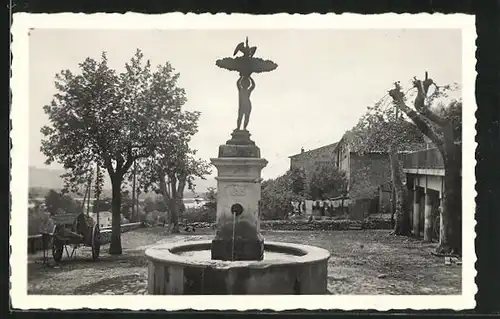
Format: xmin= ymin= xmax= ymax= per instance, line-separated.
xmin=11 ymin=12 xmax=477 ymax=311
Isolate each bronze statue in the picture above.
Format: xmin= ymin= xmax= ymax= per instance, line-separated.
xmin=233 ymin=37 xmax=257 ymax=59
xmin=216 ymin=37 xmax=277 ymax=131
xmin=236 ymin=75 xmax=255 ymax=130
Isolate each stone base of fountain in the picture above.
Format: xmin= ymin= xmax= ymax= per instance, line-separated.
xmin=211 ymin=236 xmax=264 ymax=261
xmin=145 ymin=240 xmax=330 ymax=295
xmin=218 ymin=130 xmax=260 ymax=158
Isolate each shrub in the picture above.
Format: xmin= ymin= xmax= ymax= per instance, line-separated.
xmin=28 ymin=205 xmax=54 ymax=235
xmin=182 ymin=206 xmax=216 ymax=223
xmin=260 ymin=218 xmax=392 ymax=231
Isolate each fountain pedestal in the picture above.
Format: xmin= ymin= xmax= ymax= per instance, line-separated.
xmin=210 ymin=130 xmax=267 ymax=261
xmin=144 ymin=39 xmax=331 ymax=295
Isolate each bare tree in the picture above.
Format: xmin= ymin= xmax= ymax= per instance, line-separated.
xmin=388 ymin=72 xmax=462 ymax=255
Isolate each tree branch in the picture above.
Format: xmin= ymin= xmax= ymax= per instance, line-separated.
xmin=118 ymin=143 xmax=135 ymax=176
xmin=389 ymin=85 xmax=445 ymax=154
xmin=103 ymin=155 xmax=114 ymax=176
xmin=413 ymin=73 xmax=449 ymax=127
xmin=158 ymin=169 xmax=171 ymax=200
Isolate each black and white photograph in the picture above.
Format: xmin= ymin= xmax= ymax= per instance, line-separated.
xmin=11 ymin=13 xmax=476 ymax=310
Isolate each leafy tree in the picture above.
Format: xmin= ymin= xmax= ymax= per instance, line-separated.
xmin=388 ymin=72 xmax=462 ymax=255
xmin=260 ymin=175 xmax=294 ymax=220
xmin=288 ymin=167 xmax=307 ymax=214
xmin=350 ymin=104 xmax=426 ymax=235
xmin=120 ymin=190 xmax=134 ymax=220
xmin=138 ymin=146 xmax=211 ymax=233
xmin=41 ymin=49 xmax=194 ymax=254
xmin=154 ymin=196 xmax=170 ymax=213
xmin=28 ymin=203 xmax=54 ymax=236
xmin=307 ymin=162 xmax=348 ymax=201
xmin=143 ymin=197 xmax=157 ymax=214
xmin=44 ymin=189 xmax=82 ymax=215
xmin=203 ymin=186 xmax=217 ymax=210
xmin=125 ymin=60 xmax=211 ymax=233
xmin=260 ymin=169 xmax=308 ymax=220
xmin=92 ymin=197 xmax=112 ymax=212
xmin=289 ymin=167 xmax=306 ymax=197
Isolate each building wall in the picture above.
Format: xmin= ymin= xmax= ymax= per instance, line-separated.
xmin=289 ymin=143 xmax=338 ymax=178
xmin=348 ymin=153 xmax=392 ymax=219
xmin=336 ymin=142 xmax=350 ymax=178
xmin=349 ymin=153 xmax=391 ymax=199
xmin=89 ymin=211 xmax=112 ymax=228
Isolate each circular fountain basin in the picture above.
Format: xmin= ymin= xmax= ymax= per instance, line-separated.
xmin=145 ymin=240 xmax=330 ymax=295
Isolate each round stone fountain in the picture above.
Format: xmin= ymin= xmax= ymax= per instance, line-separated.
xmin=145 ymin=37 xmax=330 ymax=295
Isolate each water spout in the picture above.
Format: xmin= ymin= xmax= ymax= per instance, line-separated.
xmin=231 ymin=212 xmax=236 ymax=261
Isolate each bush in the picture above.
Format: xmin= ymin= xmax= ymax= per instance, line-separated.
xmin=182 ymin=206 xmax=216 ymax=223
xmin=28 ymin=205 xmax=54 ymax=235
xmin=260 ymin=217 xmax=392 ymax=231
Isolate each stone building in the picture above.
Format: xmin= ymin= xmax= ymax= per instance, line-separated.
xmin=289 ymin=132 xmax=393 ymax=220
xmin=289 ymin=142 xmax=339 ymax=178
xmin=401 ymin=147 xmax=461 ymax=242
xmin=334 ymin=132 xmax=393 ymax=220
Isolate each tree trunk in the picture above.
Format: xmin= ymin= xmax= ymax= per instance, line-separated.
xmin=168 ymin=197 xmax=181 ymax=233
xmin=131 ymin=161 xmax=137 ymax=222
xmin=436 ymin=140 xmax=462 ymax=255
xmin=340 ymin=194 xmax=346 ymax=215
xmin=390 ymin=186 xmax=396 ymax=228
xmin=169 ymin=177 xmax=184 ymax=234
xmin=109 ymin=175 xmax=123 ymax=255
xmin=389 ymin=148 xmax=411 ymax=235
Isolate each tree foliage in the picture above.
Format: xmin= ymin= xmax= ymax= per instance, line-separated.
xmin=260 ymin=174 xmax=294 ymax=220
xmin=44 ymin=189 xmax=82 ymax=216
xmin=142 ymin=197 xmax=157 ymax=214
xmin=203 ymin=186 xmax=217 ymax=210
xmin=92 ymin=197 xmax=112 ymax=213
xmin=307 ymin=162 xmax=348 ymax=200
xmin=350 ymin=107 xmax=427 ymax=154
xmin=289 ymin=167 xmax=307 ymax=198
xmin=41 ymin=49 xmax=204 ymax=253
xmin=126 ymin=62 xmax=212 ymax=233
xmin=260 ymin=169 xmax=310 ymax=220
xmin=350 ymin=98 xmax=427 ymax=235
xmin=28 ymin=203 xmax=54 ymax=236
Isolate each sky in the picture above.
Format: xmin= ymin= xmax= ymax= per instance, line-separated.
xmin=29 ymin=28 xmax=462 ymax=184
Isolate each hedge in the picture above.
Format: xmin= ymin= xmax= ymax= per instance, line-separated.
xmin=260 ymin=218 xmax=392 ymax=231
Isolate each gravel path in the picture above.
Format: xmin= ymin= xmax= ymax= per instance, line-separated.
xmin=27 ymin=227 xmax=461 ymax=295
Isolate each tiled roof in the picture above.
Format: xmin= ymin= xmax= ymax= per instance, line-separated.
xmin=289 ymin=142 xmax=339 ymax=159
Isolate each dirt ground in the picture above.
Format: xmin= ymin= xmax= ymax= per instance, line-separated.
xmin=27 ymin=227 xmax=461 ymax=295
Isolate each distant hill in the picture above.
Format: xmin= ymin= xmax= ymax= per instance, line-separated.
xmin=28 ymin=166 xmax=216 ymax=199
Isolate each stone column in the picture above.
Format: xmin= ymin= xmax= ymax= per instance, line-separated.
xmin=423 ymin=190 xmax=433 ymax=242
xmin=210 ymin=129 xmax=268 ymax=261
xmin=412 ymin=187 xmax=420 ymax=237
